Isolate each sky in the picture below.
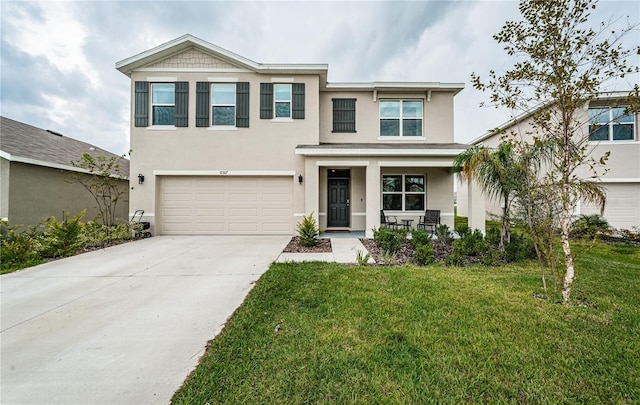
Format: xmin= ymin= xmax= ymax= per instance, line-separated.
xmin=1 ymin=0 xmax=639 ymax=156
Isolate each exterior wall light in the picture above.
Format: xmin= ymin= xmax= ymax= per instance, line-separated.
xmin=138 ymin=174 xmax=145 ymax=184
xmin=298 ymin=174 xmax=303 ymax=184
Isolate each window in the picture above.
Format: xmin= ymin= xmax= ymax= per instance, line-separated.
xmin=332 ymin=98 xmax=356 ymax=132
xmin=382 ymin=175 xmax=425 ymax=211
xmin=212 ymin=84 xmax=236 ymax=126
xmin=151 ymin=83 xmax=175 ymax=126
xmin=274 ymin=84 xmax=292 ymax=118
xmin=589 ymin=106 xmax=635 ymax=141
xmin=380 ymin=100 xmax=423 ymax=137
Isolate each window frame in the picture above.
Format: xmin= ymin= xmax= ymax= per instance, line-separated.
xmin=151 ymin=83 xmax=176 ymax=126
xmin=588 ymin=105 xmax=635 ymax=142
xmin=381 ymin=174 xmax=426 ymax=211
xmin=274 ymin=83 xmax=292 ymax=119
xmin=211 ymin=83 xmax=237 ymax=127
xmin=379 ymin=99 xmax=423 ymax=137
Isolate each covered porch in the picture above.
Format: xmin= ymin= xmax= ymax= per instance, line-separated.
xmin=296 ymin=143 xmax=485 ymax=238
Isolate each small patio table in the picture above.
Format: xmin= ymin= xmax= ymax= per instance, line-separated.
xmin=401 ymin=219 xmax=414 ymax=230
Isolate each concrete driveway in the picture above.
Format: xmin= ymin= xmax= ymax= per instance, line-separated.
xmin=1 ymin=235 xmax=289 ymax=404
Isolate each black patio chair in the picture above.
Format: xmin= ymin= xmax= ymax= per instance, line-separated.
xmin=417 ymin=209 xmax=440 ymax=234
xmin=380 ymin=210 xmax=398 ymax=229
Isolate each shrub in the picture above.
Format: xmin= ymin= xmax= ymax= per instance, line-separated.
xmin=356 ymin=250 xmax=371 ymax=266
xmin=414 ymin=243 xmax=435 ymax=266
xmin=504 ymin=232 xmax=537 ymax=262
xmin=297 ymin=213 xmax=320 ymax=247
xmin=485 ymin=227 xmax=501 ymax=247
xmin=410 ymin=228 xmax=432 ymax=248
xmin=434 ymin=224 xmax=454 ymax=245
xmin=455 ymin=225 xmax=471 ymax=238
xmin=570 ymin=214 xmax=611 ymax=240
xmin=618 ymin=227 xmax=640 ymax=243
xmin=373 ymin=227 xmax=404 ymax=254
xmin=39 ymin=211 xmax=86 ymax=259
xmin=0 ymin=222 xmax=43 ymax=272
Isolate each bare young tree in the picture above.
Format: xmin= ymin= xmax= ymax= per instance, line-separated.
xmin=472 ymin=0 xmax=639 ymax=302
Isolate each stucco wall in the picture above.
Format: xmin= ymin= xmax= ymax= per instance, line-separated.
xmin=6 ymin=162 xmax=129 ymax=227
xmin=1 ymin=157 xmax=10 ymax=220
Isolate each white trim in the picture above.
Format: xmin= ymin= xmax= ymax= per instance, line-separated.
xmin=146 ymin=76 xmax=177 ymax=82
xmin=0 ymin=151 xmax=129 ymax=179
xmin=352 ymin=212 xmax=366 ymax=216
xmin=271 ymin=77 xmax=294 ymax=83
xmin=129 ymin=212 xmax=155 ymax=217
xmin=207 ymin=126 xmax=238 ymax=131
xmin=599 ymin=178 xmax=640 ymax=183
xmin=297 ymin=148 xmax=466 ymax=156
xmin=588 ymin=140 xmax=639 ymax=146
xmin=147 ymin=126 xmax=177 ymax=131
xmin=293 ymin=213 xmax=306 ymax=217
xmin=271 ymin=118 xmax=294 ymax=123
xmin=208 ymin=77 xmax=238 ymax=82
xmin=377 ymin=137 xmax=426 ymax=141
xmin=326 ymin=81 xmax=465 ymax=92
xmin=153 ymin=170 xmax=296 ymax=176
xmin=378 ymin=160 xmax=453 ymax=167
xmin=138 ymin=68 xmax=252 ymax=73
xmin=316 ymin=160 xmax=370 ymax=167
xmin=441 ymin=212 xmax=454 ymax=217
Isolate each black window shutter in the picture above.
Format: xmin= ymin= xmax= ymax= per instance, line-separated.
xmin=332 ymin=98 xmax=356 ymax=132
xmin=260 ymin=83 xmax=273 ymax=119
xmin=196 ymin=82 xmax=210 ymax=127
xmin=134 ymin=81 xmax=149 ymax=127
xmin=236 ymin=82 xmax=250 ymax=128
xmin=292 ymin=83 xmax=305 ymax=119
xmin=175 ymin=82 xmax=189 ymax=127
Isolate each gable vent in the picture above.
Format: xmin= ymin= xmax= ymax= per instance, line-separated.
xmin=46 ymin=129 xmax=63 ymax=137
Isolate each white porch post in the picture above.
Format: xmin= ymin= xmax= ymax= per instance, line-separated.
xmin=467 ymin=178 xmax=486 ymax=234
xmin=365 ymin=163 xmax=381 ymax=238
xmin=304 ymin=158 xmax=319 ymax=223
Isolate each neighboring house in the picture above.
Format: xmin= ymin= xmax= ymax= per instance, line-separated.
xmin=0 ymin=116 xmax=130 ymax=227
xmin=116 ymin=34 xmax=476 ymax=237
xmin=457 ymin=92 xmax=639 ymax=230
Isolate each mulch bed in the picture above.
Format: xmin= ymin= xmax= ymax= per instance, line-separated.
xmin=282 ymin=236 xmax=332 ymax=253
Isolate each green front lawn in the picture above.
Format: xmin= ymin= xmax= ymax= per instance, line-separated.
xmin=173 ymin=242 xmax=640 ymax=404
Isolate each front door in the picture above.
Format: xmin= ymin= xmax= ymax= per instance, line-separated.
xmin=328 ymin=178 xmax=350 ymax=227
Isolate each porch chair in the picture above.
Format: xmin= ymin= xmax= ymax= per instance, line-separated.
xmin=380 ymin=210 xmax=398 ymax=229
xmin=417 ymin=209 xmax=440 ymax=234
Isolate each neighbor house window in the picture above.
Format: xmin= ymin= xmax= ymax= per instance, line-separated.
xmin=380 ymin=100 xmax=423 ymax=137
xmin=211 ymin=83 xmax=236 ymax=126
xmin=589 ymin=106 xmax=635 ymax=141
xmin=332 ymin=98 xmax=356 ymax=132
xmin=382 ymin=175 xmax=425 ymax=211
xmin=274 ymin=84 xmax=292 ymax=118
xmin=151 ymin=83 xmax=175 ymax=126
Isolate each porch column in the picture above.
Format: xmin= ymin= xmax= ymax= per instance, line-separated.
xmin=304 ymin=158 xmax=319 ymax=223
xmin=365 ymin=163 xmax=381 ymax=238
xmin=467 ymin=178 xmax=486 ymax=234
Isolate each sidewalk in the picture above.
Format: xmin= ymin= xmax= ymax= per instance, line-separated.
xmin=276 ymin=238 xmax=375 ymax=264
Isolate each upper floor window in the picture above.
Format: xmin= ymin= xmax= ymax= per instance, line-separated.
xmin=152 ymin=83 xmax=175 ymax=126
xmin=274 ymin=84 xmax=292 ymax=118
xmin=382 ymin=174 xmax=425 ymax=211
xmin=212 ymin=84 xmax=236 ymax=126
xmin=589 ymin=106 xmax=635 ymax=141
xmin=332 ymin=98 xmax=356 ymax=133
xmin=380 ymin=100 xmax=423 ymax=137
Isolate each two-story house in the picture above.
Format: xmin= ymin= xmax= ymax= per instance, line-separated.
xmin=116 ymin=34 xmax=474 ymax=237
xmin=457 ymin=92 xmax=639 ymax=230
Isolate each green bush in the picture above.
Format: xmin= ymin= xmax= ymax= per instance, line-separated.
xmin=373 ymin=227 xmax=404 ymax=254
xmin=410 ymin=228 xmax=432 ymax=248
xmin=454 ymin=225 xmax=471 ymax=238
xmin=504 ymin=232 xmax=537 ymax=262
xmin=434 ymin=224 xmax=454 ymax=245
xmin=39 ymin=211 xmax=86 ymax=259
xmin=414 ymin=243 xmax=435 ymax=265
xmin=0 ymin=222 xmax=44 ymax=272
xmin=618 ymin=227 xmax=640 ymax=242
xmin=297 ymin=213 xmax=320 ymax=247
xmin=570 ymin=214 xmax=611 ymax=240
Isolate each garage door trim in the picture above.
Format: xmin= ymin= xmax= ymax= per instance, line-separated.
xmin=154 ymin=170 xmax=296 ymax=177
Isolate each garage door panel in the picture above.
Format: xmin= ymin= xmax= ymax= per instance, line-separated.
xmin=581 ymin=184 xmax=639 ymax=229
xmin=160 ymin=176 xmax=293 ymax=235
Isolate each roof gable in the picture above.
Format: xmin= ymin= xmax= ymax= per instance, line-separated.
xmin=0 ymin=116 xmax=129 ymax=177
xmin=147 ymin=47 xmax=241 ymax=70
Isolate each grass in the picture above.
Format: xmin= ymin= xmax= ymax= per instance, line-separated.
xmin=172 ymin=242 xmax=640 ymax=404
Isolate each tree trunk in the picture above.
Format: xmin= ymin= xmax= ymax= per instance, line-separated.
xmin=560 ymin=182 xmax=574 ymax=303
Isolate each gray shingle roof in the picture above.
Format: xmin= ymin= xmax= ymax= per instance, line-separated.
xmin=0 ymin=116 xmax=129 ymax=177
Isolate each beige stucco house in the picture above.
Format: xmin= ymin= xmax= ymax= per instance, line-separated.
xmin=116 ymin=34 xmax=477 ymax=237
xmin=457 ymin=92 xmax=640 ymax=230
xmin=0 ymin=116 xmax=130 ymax=227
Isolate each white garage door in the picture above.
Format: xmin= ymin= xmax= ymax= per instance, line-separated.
xmin=160 ymin=176 xmax=293 ymax=235
xmin=581 ymin=183 xmax=640 ymax=229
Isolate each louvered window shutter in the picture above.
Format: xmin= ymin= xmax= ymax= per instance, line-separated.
xmin=292 ymin=83 xmax=305 ymax=119
xmin=332 ymin=98 xmax=356 ymax=132
xmin=134 ymin=81 xmax=149 ymax=127
xmin=175 ymin=82 xmax=189 ymax=127
xmin=196 ymin=82 xmax=210 ymax=127
xmin=260 ymin=83 xmax=273 ymax=119
xmin=236 ymin=82 xmax=250 ymax=128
